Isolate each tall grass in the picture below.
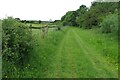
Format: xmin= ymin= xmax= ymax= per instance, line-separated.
xmin=76 ymin=28 xmax=118 ymax=65
xmin=20 ymin=28 xmax=67 ymax=77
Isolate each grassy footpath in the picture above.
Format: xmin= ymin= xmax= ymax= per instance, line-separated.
xmin=20 ymin=27 xmax=118 ymax=78
xmin=75 ymin=28 xmax=118 ymax=65
xmin=45 ymin=27 xmax=118 ymax=78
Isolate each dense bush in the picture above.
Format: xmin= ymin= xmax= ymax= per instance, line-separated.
xmin=100 ymin=14 xmax=118 ymax=33
xmin=2 ymin=17 xmax=32 ymax=66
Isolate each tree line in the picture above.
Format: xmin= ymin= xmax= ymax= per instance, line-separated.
xmin=61 ymin=1 xmax=119 ymax=33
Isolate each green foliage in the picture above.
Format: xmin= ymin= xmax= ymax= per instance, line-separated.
xmin=91 ymin=2 xmax=118 ymax=14
xmin=100 ymin=13 xmax=118 ymax=33
xmin=75 ymin=5 xmax=88 ymax=27
xmin=61 ymin=2 xmax=119 ymax=30
xmin=76 ymin=4 xmax=99 ymax=29
xmin=61 ymin=11 xmax=77 ymax=26
xmin=2 ymin=17 xmax=32 ymax=66
xmin=82 ymin=9 xmax=98 ymax=29
xmin=76 ymin=5 xmax=88 ymax=16
xmin=76 ymin=2 xmax=118 ymax=29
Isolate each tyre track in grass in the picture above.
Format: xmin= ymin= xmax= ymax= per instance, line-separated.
xmin=72 ymin=28 xmax=118 ymax=78
xmin=46 ymin=28 xmax=80 ymax=78
xmin=45 ymin=27 xmax=118 ymax=78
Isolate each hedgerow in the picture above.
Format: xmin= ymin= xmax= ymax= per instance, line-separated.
xmin=2 ymin=17 xmax=32 ymax=66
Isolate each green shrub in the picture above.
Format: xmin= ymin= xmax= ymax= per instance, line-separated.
xmin=100 ymin=13 xmax=118 ymax=33
xmin=2 ymin=17 xmax=32 ymax=66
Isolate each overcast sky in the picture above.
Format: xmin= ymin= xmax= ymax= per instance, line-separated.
xmin=0 ymin=0 xmax=95 ymax=21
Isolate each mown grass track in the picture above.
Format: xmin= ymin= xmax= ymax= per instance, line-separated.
xmin=45 ymin=27 xmax=118 ymax=78
xmin=17 ymin=27 xmax=118 ymax=78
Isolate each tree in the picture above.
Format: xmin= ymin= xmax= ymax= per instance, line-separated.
xmin=75 ymin=5 xmax=88 ymax=27
xmin=60 ymin=1 xmax=119 ymax=29
xmin=76 ymin=2 xmax=118 ymax=29
xmin=39 ymin=20 xmax=41 ymax=24
xmin=61 ymin=11 xmax=77 ymax=26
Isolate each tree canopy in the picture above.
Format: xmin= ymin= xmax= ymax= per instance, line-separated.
xmin=61 ymin=1 xmax=119 ymax=32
